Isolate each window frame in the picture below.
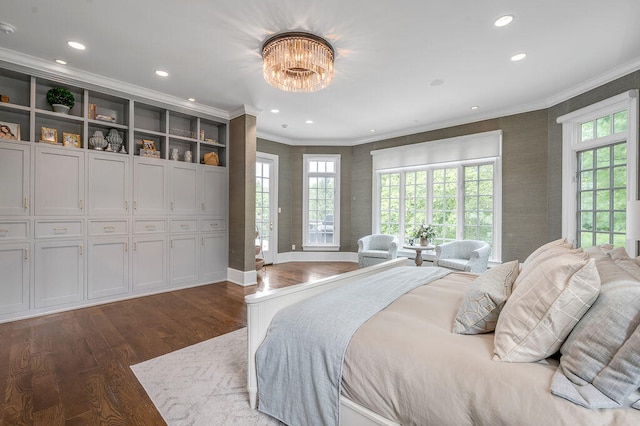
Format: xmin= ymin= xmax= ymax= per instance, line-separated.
xmin=372 ymin=157 xmax=502 ymax=261
xmin=558 ymin=90 xmax=639 ymax=255
xmin=302 ymin=154 xmax=341 ymax=251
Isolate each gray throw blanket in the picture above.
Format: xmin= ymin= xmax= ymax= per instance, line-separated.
xmin=256 ymin=266 xmax=451 ymax=426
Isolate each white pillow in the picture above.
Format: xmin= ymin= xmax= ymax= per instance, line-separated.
xmin=493 ymin=250 xmax=600 ymax=362
xmin=452 ymin=260 xmax=519 ymax=335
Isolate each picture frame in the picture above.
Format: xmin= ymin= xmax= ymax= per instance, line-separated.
xmin=0 ymin=121 xmax=20 ymax=140
xmin=41 ymin=127 xmax=58 ymax=143
xmin=63 ymin=132 xmax=81 ymax=148
xmin=142 ymin=139 xmax=156 ymax=150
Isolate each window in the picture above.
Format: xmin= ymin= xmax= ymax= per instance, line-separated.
xmin=379 ymin=172 xmax=400 ymax=235
xmin=372 ymin=131 xmax=502 ymax=261
xmin=375 ymin=163 xmax=497 ymax=256
xmin=464 ymin=164 xmax=494 ymax=247
xmin=303 ymin=154 xmax=340 ymax=250
xmin=432 ymin=167 xmax=458 ymax=245
xmin=558 ymin=90 xmax=638 ymax=255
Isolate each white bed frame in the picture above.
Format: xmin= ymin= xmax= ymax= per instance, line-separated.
xmin=245 ymin=258 xmax=407 ymax=426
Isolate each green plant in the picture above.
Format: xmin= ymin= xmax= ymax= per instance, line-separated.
xmin=46 ymin=87 xmax=75 ymax=109
xmin=413 ymin=224 xmax=436 ymax=240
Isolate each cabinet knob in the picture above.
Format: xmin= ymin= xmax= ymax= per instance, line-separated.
xmin=53 ymin=227 xmax=68 ymax=232
xmin=125 ymin=242 xmax=128 ymax=252
xmin=79 ymin=245 xmax=83 ymax=255
xmin=133 ymin=201 xmax=137 ymax=210
xmin=79 ymin=199 xmax=84 ymax=210
xmin=125 ymin=200 xmax=129 ymax=210
xmin=24 ymin=248 xmax=29 ymax=260
xmin=133 ymin=242 xmax=137 ymax=251
xmin=24 ymin=197 xmax=29 ymax=209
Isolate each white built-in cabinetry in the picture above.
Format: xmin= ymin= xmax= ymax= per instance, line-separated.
xmin=0 ymin=66 xmax=228 ymax=322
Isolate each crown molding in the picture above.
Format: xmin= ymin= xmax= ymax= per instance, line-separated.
xmin=0 ymin=47 xmax=230 ymax=121
xmin=230 ymin=104 xmax=262 ymax=119
xmin=544 ymin=56 xmax=640 ymax=108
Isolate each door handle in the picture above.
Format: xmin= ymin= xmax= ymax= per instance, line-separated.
xmin=24 ymin=197 xmax=29 ymax=209
xmin=24 ymin=248 xmax=29 ymax=260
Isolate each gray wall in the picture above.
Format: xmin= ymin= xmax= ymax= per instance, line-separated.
xmin=257 ymin=69 xmax=640 ymax=262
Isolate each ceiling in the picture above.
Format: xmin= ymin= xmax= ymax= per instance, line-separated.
xmin=2 ymin=0 xmax=640 ymax=145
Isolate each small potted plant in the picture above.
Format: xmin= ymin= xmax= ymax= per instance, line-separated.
xmin=414 ymin=224 xmax=436 ymax=246
xmin=46 ymin=87 xmax=75 ymax=114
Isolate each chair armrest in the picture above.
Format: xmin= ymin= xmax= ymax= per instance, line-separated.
xmin=466 ymin=245 xmax=491 ymax=273
xmin=387 ymin=240 xmax=399 ymax=258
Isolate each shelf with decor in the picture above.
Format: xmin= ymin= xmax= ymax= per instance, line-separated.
xmin=0 ymin=61 xmax=229 ymax=323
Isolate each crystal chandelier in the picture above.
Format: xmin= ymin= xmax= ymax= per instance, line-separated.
xmin=262 ymin=32 xmax=334 ymax=93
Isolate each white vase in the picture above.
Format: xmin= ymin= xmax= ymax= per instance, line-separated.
xmin=52 ymin=104 xmax=70 ymax=114
xmin=89 ymin=130 xmax=107 ymax=150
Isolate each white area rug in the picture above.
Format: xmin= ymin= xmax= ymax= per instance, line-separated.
xmin=131 ymin=328 xmax=281 ymax=425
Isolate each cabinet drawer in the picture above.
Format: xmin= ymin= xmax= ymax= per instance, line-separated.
xmin=88 ymin=219 xmax=129 ymax=236
xmin=133 ymin=219 xmax=167 ymax=234
xmin=0 ymin=220 xmax=29 ymax=240
xmin=201 ymin=219 xmax=226 ymax=232
xmin=35 ymin=220 xmax=83 ymax=238
xmin=170 ymin=219 xmax=198 ymax=233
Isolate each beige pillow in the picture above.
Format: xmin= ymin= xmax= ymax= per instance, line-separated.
xmin=452 ymin=260 xmax=519 ymax=335
xmin=493 ymin=250 xmax=601 ymax=362
xmin=516 ymin=238 xmax=573 ymax=288
xmin=584 ymin=243 xmax=614 ymax=260
xmin=608 ymin=247 xmax=640 ymax=281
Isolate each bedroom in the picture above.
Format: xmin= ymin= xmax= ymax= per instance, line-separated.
xmin=1 ymin=0 xmax=640 ymax=424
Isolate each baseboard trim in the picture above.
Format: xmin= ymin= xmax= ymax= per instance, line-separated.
xmin=227 ymin=268 xmax=257 ymax=286
xmin=275 ymin=251 xmax=358 ymax=263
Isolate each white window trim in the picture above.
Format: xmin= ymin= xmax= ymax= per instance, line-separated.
xmin=557 ymin=90 xmax=639 ymax=255
xmin=371 ymin=130 xmax=503 ymax=262
xmin=302 ymin=154 xmax=341 ymax=251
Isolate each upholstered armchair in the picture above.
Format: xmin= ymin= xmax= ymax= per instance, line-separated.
xmin=357 ymin=234 xmax=400 ymax=268
xmin=434 ymin=240 xmax=491 ymax=273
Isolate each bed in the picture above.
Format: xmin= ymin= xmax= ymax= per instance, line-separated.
xmin=246 ymin=241 xmax=640 ymax=425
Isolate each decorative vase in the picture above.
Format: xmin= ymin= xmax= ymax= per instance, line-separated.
xmin=89 ymin=130 xmax=107 ymax=150
xmin=420 ymin=237 xmax=429 ymax=246
xmin=106 ymin=128 xmax=123 ymax=152
xmin=52 ymin=104 xmax=70 ymax=114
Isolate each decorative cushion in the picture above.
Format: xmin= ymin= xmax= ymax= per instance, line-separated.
xmin=452 ymin=260 xmax=519 ymax=335
xmin=551 ymin=280 xmax=640 ymax=409
xmin=608 ymin=247 xmax=640 ymax=281
xmin=493 ymin=249 xmax=601 ymax=362
xmin=515 ymin=238 xmax=573 ymax=290
xmin=584 ymin=244 xmax=614 ymax=260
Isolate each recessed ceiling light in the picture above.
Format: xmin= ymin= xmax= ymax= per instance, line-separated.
xmin=187 ymin=98 xmax=195 ymax=102
xmin=55 ymin=59 xmax=67 ymax=65
xmin=370 ymin=129 xmax=376 ymax=133
xmin=429 ymin=79 xmax=445 ymax=87
xmin=270 ymin=109 xmax=280 ymax=113
xmin=67 ymin=41 xmax=85 ymax=50
xmin=305 ymin=120 xmax=314 ymax=124
xmin=471 ymin=106 xmax=479 ymax=110
xmin=281 ymin=124 xmax=288 ymax=128
xmin=510 ymin=53 xmax=527 ymax=62
xmin=494 ymin=15 xmax=514 ymax=27
xmin=155 ymin=70 xmax=169 ymax=77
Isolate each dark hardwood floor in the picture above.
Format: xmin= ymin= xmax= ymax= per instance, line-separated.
xmin=0 ymin=261 xmax=358 ymax=425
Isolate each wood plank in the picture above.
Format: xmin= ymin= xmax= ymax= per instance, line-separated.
xmin=0 ymin=262 xmax=355 ymax=423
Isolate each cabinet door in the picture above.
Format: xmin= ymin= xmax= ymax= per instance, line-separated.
xmin=170 ymin=163 xmax=199 ymax=215
xmin=170 ymin=234 xmax=199 ymax=286
xmin=133 ymin=158 xmax=167 ymax=215
xmin=88 ymin=237 xmax=129 ymax=299
xmin=34 ymin=239 xmax=84 ymax=308
xmin=88 ymin=153 xmax=130 ymax=216
xmin=0 ymin=242 xmax=30 ymax=315
xmin=201 ymin=166 xmax=227 ymax=218
xmin=201 ymin=232 xmax=227 ymax=283
xmin=35 ymin=146 xmax=85 ymax=216
xmin=0 ymin=142 xmax=30 ymax=216
xmin=132 ymin=235 xmax=166 ymax=291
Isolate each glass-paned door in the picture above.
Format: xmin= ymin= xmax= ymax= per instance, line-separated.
xmin=577 ymin=142 xmax=627 ymax=248
xmin=256 ymin=156 xmax=276 ymax=264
